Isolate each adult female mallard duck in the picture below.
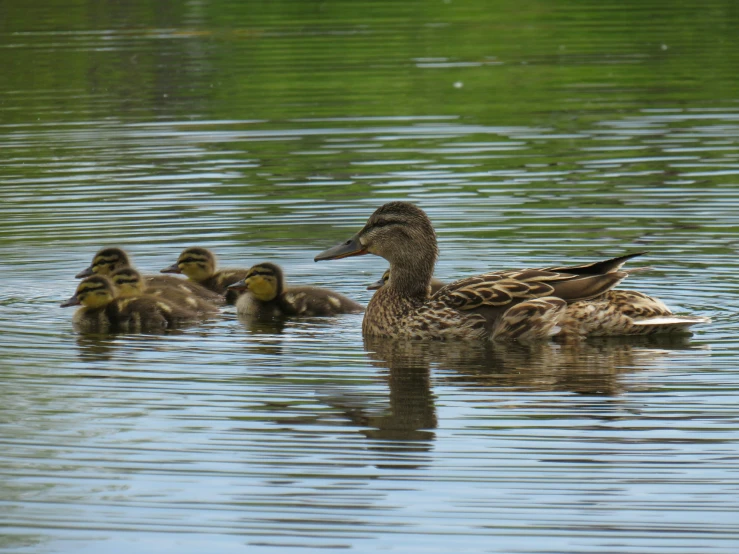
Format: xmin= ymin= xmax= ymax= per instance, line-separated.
xmin=161 ymin=247 xmax=250 ymax=304
xmin=77 ymin=247 xmax=223 ymax=304
xmin=228 ymin=262 xmax=364 ymax=318
xmin=110 ymin=267 xmax=220 ymax=316
xmin=61 ymin=275 xmax=204 ymax=332
xmin=315 ymin=201 xmax=710 ymax=341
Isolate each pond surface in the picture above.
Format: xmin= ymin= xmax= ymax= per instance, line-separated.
xmin=2 ymin=1 xmax=739 ymax=552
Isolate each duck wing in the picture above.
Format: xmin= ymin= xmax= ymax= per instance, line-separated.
xmin=435 ymin=268 xmax=628 ymax=311
xmin=541 ymin=252 xmax=645 ymax=275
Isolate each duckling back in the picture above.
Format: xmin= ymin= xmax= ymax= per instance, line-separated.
xmin=144 ymin=283 xmax=221 ymax=315
xmin=146 ymin=275 xmax=226 ymax=305
xmin=279 ymin=286 xmax=364 ymax=317
xmin=109 ymin=296 xmax=203 ymax=331
xmin=111 ymin=267 xmax=220 ymax=316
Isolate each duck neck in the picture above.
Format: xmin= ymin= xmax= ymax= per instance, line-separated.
xmin=387 ymin=264 xmax=431 ymax=299
xmin=386 ymin=241 xmax=437 ymax=300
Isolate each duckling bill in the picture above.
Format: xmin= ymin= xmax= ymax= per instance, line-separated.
xmin=228 ymin=262 xmax=363 ymax=318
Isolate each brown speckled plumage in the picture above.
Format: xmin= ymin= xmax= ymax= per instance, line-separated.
xmin=316 ymin=201 xmax=710 ymax=341
xmin=559 ymin=290 xmax=708 ymax=339
xmin=362 ymin=266 xmax=625 ymax=340
xmin=231 ymin=262 xmax=364 ymax=318
xmin=161 ymin=247 xmax=250 ymax=304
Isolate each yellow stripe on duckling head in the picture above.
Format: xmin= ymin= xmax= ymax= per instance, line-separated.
xmin=65 ymin=275 xmax=116 ymax=308
xmin=111 ymin=267 xmax=146 ymax=297
xmin=367 ymin=269 xmax=390 ymax=290
xmin=239 ymin=263 xmax=281 ymax=302
xmin=162 ymin=247 xmax=216 ymax=282
xmin=76 ymin=247 xmax=130 ymax=278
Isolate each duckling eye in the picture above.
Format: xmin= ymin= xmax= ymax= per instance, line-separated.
xmin=373 ymin=219 xmax=395 ymax=229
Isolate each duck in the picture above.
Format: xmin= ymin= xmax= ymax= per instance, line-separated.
xmin=315 ymin=201 xmax=710 ymax=341
xmin=110 ymin=267 xmax=220 ymax=316
xmin=228 ymin=262 xmax=364 ymax=318
xmin=161 ymin=247 xmax=251 ymax=304
xmin=77 ymin=247 xmax=224 ymax=304
xmin=61 ymin=275 xmax=205 ymax=332
xmin=368 ymin=269 xmax=446 ymax=295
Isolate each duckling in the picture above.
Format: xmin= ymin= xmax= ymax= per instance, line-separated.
xmin=77 ymin=247 xmax=224 ymax=304
xmin=229 ymin=262 xmax=364 ymax=318
xmin=368 ymin=269 xmax=446 ymax=295
xmin=61 ymin=275 xmax=204 ymax=332
xmin=315 ymin=201 xmax=710 ymax=341
xmin=110 ymin=267 xmax=220 ymax=317
xmin=161 ymin=247 xmax=251 ymax=304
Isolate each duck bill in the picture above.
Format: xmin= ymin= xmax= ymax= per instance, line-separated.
xmin=60 ymin=295 xmax=81 ymax=308
xmin=227 ymin=278 xmax=248 ymax=292
xmin=160 ymin=263 xmax=182 ymax=274
xmin=314 ymin=234 xmax=368 ymax=262
xmin=75 ymin=267 xmax=93 ymax=279
xmin=366 ymin=277 xmax=385 ymax=291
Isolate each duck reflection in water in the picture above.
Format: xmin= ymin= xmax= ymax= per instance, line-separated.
xmin=364 ymin=334 xmax=699 ymax=400
xmin=74 ymin=334 xmax=119 ymax=363
xmin=325 ymin=337 xmax=439 ymax=445
xmin=73 ymin=328 xmax=191 ymax=362
xmin=237 ymin=312 xmax=287 ymax=335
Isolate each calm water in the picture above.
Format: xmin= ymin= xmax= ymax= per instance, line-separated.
xmin=2 ymin=1 xmax=739 ymax=552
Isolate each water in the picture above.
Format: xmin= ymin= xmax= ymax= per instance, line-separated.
xmin=2 ymin=1 xmax=739 ymax=552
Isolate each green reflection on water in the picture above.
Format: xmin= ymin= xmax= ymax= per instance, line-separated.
xmin=2 ymin=1 xmax=738 ymax=124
